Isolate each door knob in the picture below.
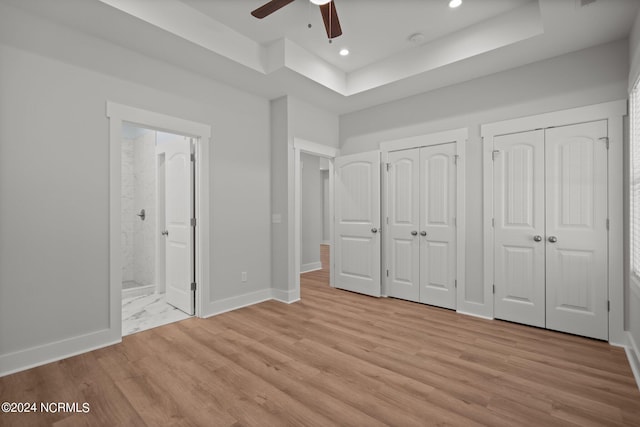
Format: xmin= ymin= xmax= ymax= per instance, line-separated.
xmin=411 ymin=231 xmax=418 ymax=236
xmin=533 ymin=235 xmax=542 ymax=242
xmin=371 ymin=228 xmax=378 ymax=234
xmin=161 ymin=230 xmax=169 ymax=236
xmin=548 ymin=236 xmax=558 ymax=243
xmin=420 ymin=231 xmax=427 ymax=236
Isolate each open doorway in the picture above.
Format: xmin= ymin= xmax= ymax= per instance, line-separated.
xmin=300 ymin=153 xmax=331 ymax=289
xmin=107 ymin=102 xmax=211 ymax=342
xmin=293 ymin=138 xmax=339 ymax=299
xmin=120 ymin=123 xmax=195 ymax=335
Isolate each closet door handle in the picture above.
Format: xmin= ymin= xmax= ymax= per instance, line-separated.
xmin=161 ymin=230 xmax=169 ymax=236
xmin=420 ymin=231 xmax=427 ymax=236
xmin=533 ymin=235 xmax=542 ymax=242
xmin=411 ymin=231 xmax=418 ymax=236
xmin=371 ymin=228 xmax=378 ymax=234
xmin=548 ymin=236 xmax=558 ymax=243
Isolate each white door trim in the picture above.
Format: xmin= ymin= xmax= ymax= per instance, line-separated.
xmin=106 ymin=101 xmax=211 ymax=340
xmin=481 ymin=99 xmax=626 ymax=344
xmin=380 ymin=128 xmax=467 ymax=306
xmin=292 ymin=138 xmax=340 ymax=301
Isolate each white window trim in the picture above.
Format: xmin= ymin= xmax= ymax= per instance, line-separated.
xmin=481 ymin=100 xmax=627 ymax=345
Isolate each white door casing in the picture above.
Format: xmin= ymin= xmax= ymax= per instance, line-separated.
xmin=163 ymin=133 xmax=195 ymax=315
xmin=386 ymin=149 xmax=420 ymax=301
xmin=545 ymin=121 xmax=608 ymax=340
xmin=482 ymin=100 xmax=624 ymax=343
xmin=493 ymin=130 xmax=546 ymax=328
xmin=334 ymin=151 xmax=381 ymax=297
xmin=419 ymin=143 xmax=457 ymax=309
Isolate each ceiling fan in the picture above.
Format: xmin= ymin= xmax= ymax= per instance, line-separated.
xmin=251 ymin=0 xmax=342 ymax=40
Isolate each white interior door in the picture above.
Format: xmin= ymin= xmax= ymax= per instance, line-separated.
xmin=162 ymin=133 xmax=194 ymax=315
xmin=386 ymin=149 xmax=420 ymax=302
xmin=545 ymin=121 xmax=608 ymax=340
xmin=419 ymin=143 xmax=457 ymax=309
xmin=334 ymin=151 xmax=381 ymax=297
xmin=493 ymin=130 xmax=546 ymax=327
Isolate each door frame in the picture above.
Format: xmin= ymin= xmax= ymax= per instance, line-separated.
xmin=107 ymin=102 xmax=211 ymax=339
xmin=380 ymin=128 xmax=467 ymax=303
xmin=481 ymin=100 xmax=626 ymax=344
xmin=292 ymin=138 xmax=340 ymax=299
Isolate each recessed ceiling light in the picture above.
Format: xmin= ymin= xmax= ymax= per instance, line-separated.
xmin=449 ymin=0 xmax=462 ymax=8
xmin=339 ymin=48 xmax=349 ymax=56
xmin=310 ymin=0 xmax=331 ymax=5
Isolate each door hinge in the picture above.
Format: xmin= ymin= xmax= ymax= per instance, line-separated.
xmin=191 ymin=282 xmax=197 ymax=291
xmin=492 ymin=150 xmax=500 ymax=161
xmin=386 ymin=163 xmax=391 ymax=171
xmin=599 ymin=137 xmax=609 ymax=150
xmin=453 ymin=217 xmax=457 ymax=227
xmin=386 ymin=217 xmax=389 ymax=225
xmin=492 ymin=284 xmax=495 ymax=294
xmin=190 ymin=153 xmax=195 ymax=162
xmin=606 ymin=218 xmax=610 ymax=230
xmin=492 ymin=218 xmax=495 ymax=228
xmin=191 ymin=218 xmax=197 ymax=227
xmin=608 ymin=300 xmax=610 ymax=312
xmin=454 ymin=155 xmax=459 ymax=165
xmin=454 ymin=279 xmax=457 ymax=288
xmin=386 ymin=269 xmax=389 ymax=277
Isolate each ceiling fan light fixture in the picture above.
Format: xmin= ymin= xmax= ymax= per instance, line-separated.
xmin=310 ymin=0 xmax=331 ymax=5
xmin=449 ymin=0 xmax=462 ymax=8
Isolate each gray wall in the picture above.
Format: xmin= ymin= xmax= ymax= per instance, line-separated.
xmin=270 ymin=96 xmax=339 ymax=297
xmin=628 ymin=10 xmax=640 ymax=355
xmin=0 ymin=3 xmax=270 ymax=364
xmin=300 ymin=153 xmax=322 ymax=271
xmin=339 ymin=39 xmax=629 ymax=311
xmin=322 ymin=170 xmax=330 ymax=244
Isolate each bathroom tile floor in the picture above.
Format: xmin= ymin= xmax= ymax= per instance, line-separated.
xmin=122 ymin=293 xmax=192 ymax=336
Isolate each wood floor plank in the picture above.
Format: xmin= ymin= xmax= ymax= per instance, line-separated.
xmin=1 ymin=248 xmax=640 ymax=426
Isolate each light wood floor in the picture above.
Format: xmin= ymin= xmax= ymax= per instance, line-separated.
xmin=1 ymin=250 xmax=639 ymax=426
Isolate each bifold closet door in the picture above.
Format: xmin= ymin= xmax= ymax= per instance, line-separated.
xmin=334 ymin=151 xmax=381 ymax=297
xmin=419 ymin=144 xmax=457 ymax=309
xmin=493 ymin=130 xmax=546 ymax=328
xmin=387 ymin=148 xmax=420 ymax=301
xmin=545 ymin=121 xmax=608 ymax=340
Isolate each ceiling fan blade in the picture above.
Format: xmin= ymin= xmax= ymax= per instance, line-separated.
xmin=319 ymin=1 xmax=342 ymax=39
xmin=251 ymin=0 xmax=295 ymax=19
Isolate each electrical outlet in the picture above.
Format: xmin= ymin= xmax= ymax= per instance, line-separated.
xmin=241 ymin=272 xmax=247 ymax=282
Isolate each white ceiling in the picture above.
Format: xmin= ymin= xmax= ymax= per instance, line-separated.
xmin=4 ymin=0 xmax=639 ymax=114
xmin=182 ymin=0 xmax=533 ymax=73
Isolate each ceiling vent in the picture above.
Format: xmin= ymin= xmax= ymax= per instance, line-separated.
xmin=579 ymin=0 xmax=597 ymax=7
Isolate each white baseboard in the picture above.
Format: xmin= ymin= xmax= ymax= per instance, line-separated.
xmin=272 ymin=287 xmax=300 ymax=304
xmin=626 ymin=331 xmax=640 ymax=391
xmin=1 ymin=287 xmax=293 ymax=377
xmin=301 ymin=261 xmax=322 ymax=273
xmin=201 ymin=289 xmax=273 ymax=318
xmin=456 ymin=309 xmax=495 ymax=321
xmin=0 ymin=329 xmax=120 ymax=378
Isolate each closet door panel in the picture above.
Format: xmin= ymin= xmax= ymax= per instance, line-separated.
xmin=419 ymin=143 xmax=457 ymax=309
xmin=493 ymin=130 xmax=546 ymax=327
xmin=545 ymin=120 xmax=608 ymax=340
xmin=386 ymin=149 xmax=420 ymax=302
